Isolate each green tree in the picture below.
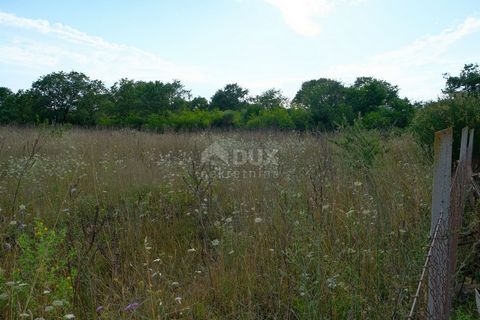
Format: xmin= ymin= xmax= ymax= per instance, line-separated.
xmin=210 ymin=83 xmax=249 ymax=111
xmin=0 ymin=87 xmax=14 ymax=123
xmin=443 ymin=63 xmax=480 ymax=96
xmin=252 ymin=89 xmax=288 ymax=110
xmin=109 ymin=79 xmax=190 ymax=126
xmin=190 ymin=96 xmax=209 ymax=110
xmin=293 ymin=78 xmax=352 ymax=130
xmin=348 ymin=77 xmax=399 ymax=115
xmin=31 ymin=71 xmax=107 ymax=124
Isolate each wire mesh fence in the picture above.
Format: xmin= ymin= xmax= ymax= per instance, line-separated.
xmin=407 ymin=127 xmax=476 ymax=320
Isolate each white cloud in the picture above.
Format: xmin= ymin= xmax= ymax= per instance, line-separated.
xmin=263 ymin=0 xmax=365 ymax=36
xmin=325 ymin=17 xmax=480 ymax=100
xmin=0 ymin=12 xmax=207 ymax=87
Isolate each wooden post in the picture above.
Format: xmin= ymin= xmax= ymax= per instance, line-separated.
xmin=428 ymin=128 xmax=452 ymax=320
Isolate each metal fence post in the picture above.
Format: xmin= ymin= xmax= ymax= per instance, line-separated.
xmin=428 ymin=128 xmax=452 ymax=320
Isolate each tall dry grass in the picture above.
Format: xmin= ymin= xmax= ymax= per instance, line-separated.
xmin=0 ymin=126 xmax=432 ymax=319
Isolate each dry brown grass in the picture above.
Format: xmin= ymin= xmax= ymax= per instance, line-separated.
xmin=0 ymin=126 xmax=432 ymax=319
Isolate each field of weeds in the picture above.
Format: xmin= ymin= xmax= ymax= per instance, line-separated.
xmin=0 ymin=126 xmax=433 ymax=319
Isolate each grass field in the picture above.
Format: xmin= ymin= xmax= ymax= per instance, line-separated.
xmin=0 ymin=126 xmax=433 ymax=319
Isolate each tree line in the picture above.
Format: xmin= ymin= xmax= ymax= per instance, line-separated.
xmin=0 ymin=71 xmax=417 ymax=131
xmin=0 ymin=64 xmax=479 ymax=136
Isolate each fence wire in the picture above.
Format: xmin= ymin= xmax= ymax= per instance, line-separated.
xmin=407 ymin=216 xmax=450 ymax=320
xmin=407 ymin=127 xmax=475 ymax=320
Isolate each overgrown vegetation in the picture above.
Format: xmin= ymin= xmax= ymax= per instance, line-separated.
xmin=0 ymin=72 xmax=415 ymax=131
xmin=0 ymin=64 xmax=479 ymax=319
xmin=0 ymin=127 xmax=434 ymax=319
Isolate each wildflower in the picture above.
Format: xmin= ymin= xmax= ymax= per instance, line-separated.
xmin=96 ymin=306 xmax=104 ymax=313
xmin=326 ymin=274 xmax=339 ymax=289
xmin=0 ymin=293 xmax=7 ymax=300
xmin=64 ymin=314 xmax=75 ymax=319
xmin=171 ymin=281 xmax=180 ymax=287
xmin=175 ymin=296 xmax=182 ymax=304
xmin=187 ymin=248 xmax=196 ymax=253
xmin=53 ymin=300 xmax=65 ymax=307
xmin=43 ymin=289 xmax=51 ymax=294
xmin=19 ymin=204 xmax=26 ymax=211
xmin=354 ymin=181 xmax=362 ymax=187
xmin=124 ymin=302 xmax=140 ymax=312
xmin=19 ymin=313 xmax=29 ymax=318
xmin=45 ymin=306 xmax=54 ymax=312
xmin=211 ymin=239 xmax=220 ymax=246
xmin=322 ymin=204 xmax=330 ymax=210
xmin=254 ymin=217 xmax=263 ymax=224
xmin=225 ymin=217 xmax=232 ymax=223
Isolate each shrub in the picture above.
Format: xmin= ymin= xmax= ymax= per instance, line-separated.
xmin=1 ymin=220 xmax=75 ymax=318
xmin=246 ymin=108 xmax=295 ymax=130
xmin=410 ymin=94 xmax=480 ymax=158
xmin=334 ymin=120 xmax=385 ymax=169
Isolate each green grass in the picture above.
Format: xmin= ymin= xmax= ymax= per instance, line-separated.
xmin=0 ymin=126 xmax=433 ymax=319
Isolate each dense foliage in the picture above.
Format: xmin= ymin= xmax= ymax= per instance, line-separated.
xmin=1 ymin=65 xmax=479 ymax=145
xmin=411 ymin=64 xmax=480 ymax=157
xmin=0 ymin=72 xmax=415 ymax=131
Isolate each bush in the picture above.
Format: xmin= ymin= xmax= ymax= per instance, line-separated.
xmin=410 ymin=94 xmax=480 ymax=158
xmin=334 ymin=120 xmax=385 ymax=169
xmin=145 ymin=114 xmax=166 ymax=132
xmin=246 ymin=108 xmax=295 ymax=130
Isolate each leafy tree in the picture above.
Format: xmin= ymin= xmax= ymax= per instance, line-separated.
xmin=293 ymin=78 xmax=352 ymax=130
xmin=348 ymin=77 xmax=400 ymax=115
xmin=411 ymin=95 xmax=480 ymax=158
xmin=0 ymin=87 xmax=14 ymax=123
xmin=8 ymin=90 xmax=38 ymax=124
xmin=252 ymin=89 xmax=288 ymax=110
xmin=289 ymin=107 xmax=313 ymax=130
xmin=210 ymin=83 xmax=249 ymax=111
xmin=31 ymin=71 xmax=108 ymax=124
xmin=443 ymin=63 xmax=480 ymax=96
xmin=412 ymin=63 xmax=480 ymax=158
xmin=109 ymin=79 xmax=190 ymax=125
xmin=190 ymin=96 xmax=209 ymax=110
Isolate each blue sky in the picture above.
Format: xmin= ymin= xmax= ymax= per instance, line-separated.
xmin=0 ymin=0 xmax=479 ymax=101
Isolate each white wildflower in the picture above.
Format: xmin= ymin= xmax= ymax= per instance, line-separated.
xmin=52 ymin=300 xmax=64 ymax=307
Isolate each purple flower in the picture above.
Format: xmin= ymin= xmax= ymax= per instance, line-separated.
xmin=124 ymin=302 xmax=140 ymax=312
xmin=96 ymin=306 xmax=104 ymax=313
